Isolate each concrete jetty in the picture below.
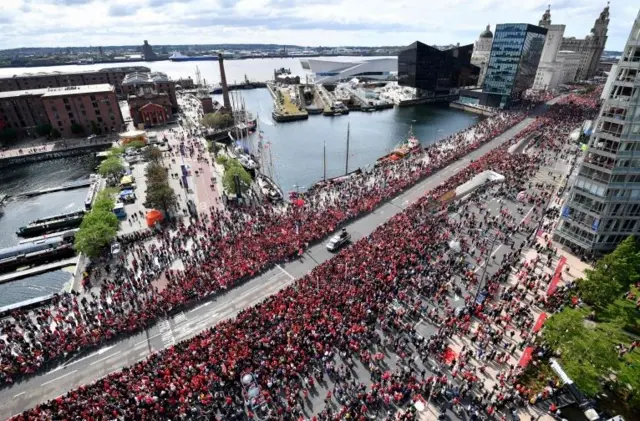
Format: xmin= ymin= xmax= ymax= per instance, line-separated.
xmin=0 ymin=257 xmax=78 ymax=284
xmin=19 ymin=180 xmax=91 ymax=198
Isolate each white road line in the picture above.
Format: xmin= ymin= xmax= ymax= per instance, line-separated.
xmin=276 ymin=264 xmax=295 ymax=280
xmin=89 ymin=352 xmax=122 ymax=366
xmin=189 ymin=302 xmax=211 ymax=312
xmin=13 ymin=392 xmax=25 ymax=399
xmin=41 ymin=370 xmax=77 ymax=386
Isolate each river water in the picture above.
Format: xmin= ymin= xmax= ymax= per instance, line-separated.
xmin=0 ymin=57 xmax=479 ymax=307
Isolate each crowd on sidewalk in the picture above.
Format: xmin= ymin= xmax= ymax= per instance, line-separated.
xmin=4 ymin=88 xmax=602 ymax=420
xmin=0 ymin=106 xmax=526 ymax=387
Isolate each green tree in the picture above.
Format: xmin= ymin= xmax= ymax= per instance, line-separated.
xmin=543 ymin=308 xmax=621 ymax=397
xmin=71 ymin=123 xmax=85 ymax=135
xmin=222 ymin=161 xmax=252 ymax=195
xmin=50 ymin=128 xmax=61 ymax=139
xmin=580 ymin=236 xmax=640 ymax=309
xmin=74 ymin=209 xmax=119 ymax=258
xmin=145 ymin=162 xmax=168 ymax=184
xmin=0 ymin=127 xmax=18 ymax=145
xmin=145 ymin=182 xmax=177 ymax=215
xmin=98 ymin=156 xmax=124 ymax=183
xmin=144 ymin=146 xmax=163 ymax=163
xmin=35 ymin=123 xmax=52 ymax=137
xmin=108 ymin=145 xmax=125 ymax=156
xmin=90 ymin=121 xmax=101 ymax=136
xmin=200 ymin=112 xmax=234 ymax=130
xmin=127 ymin=140 xmax=147 ymax=149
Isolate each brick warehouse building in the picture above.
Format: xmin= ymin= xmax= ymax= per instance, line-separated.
xmin=0 ymin=66 xmax=150 ymax=96
xmin=0 ymin=84 xmax=124 ymax=139
xmin=122 ymin=71 xmax=176 ymax=128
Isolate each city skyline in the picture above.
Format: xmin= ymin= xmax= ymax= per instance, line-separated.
xmin=0 ymin=0 xmax=636 ymax=51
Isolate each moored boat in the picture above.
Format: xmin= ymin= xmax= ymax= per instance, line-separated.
xmin=16 ymin=210 xmax=86 ymax=238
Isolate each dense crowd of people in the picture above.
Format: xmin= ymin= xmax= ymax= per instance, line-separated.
xmin=0 ymin=105 xmax=526 ymax=387
xmin=2 ymin=88 xmax=602 ymax=420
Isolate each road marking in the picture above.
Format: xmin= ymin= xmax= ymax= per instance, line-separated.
xmin=41 ymin=370 xmax=77 ymax=386
xmin=90 ymin=351 xmax=122 ymax=366
xmin=276 ymin=264 xmax=295 ymax=280
xmin=189 ymin=302 xmax=211 ymax=312
xmin=13 ymin=392 xmax=25 ymax=399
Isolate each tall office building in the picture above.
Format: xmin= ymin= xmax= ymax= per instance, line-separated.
xmin=554 ymin=10 xmax=640 ymax=253
xmin=482 ymin=23 xmax=547 ymax=107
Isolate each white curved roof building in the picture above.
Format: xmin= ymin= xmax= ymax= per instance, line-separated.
xmin=300 ymin=58 xmax=397 ymax=84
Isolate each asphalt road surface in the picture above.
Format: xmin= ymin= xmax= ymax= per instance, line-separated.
xmin=0 ymin=112 xmax=541 ymax=419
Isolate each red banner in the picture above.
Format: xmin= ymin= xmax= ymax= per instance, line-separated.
xmin=546 ymin=256 xmax=567 ymax=296
xmin=518 ymin=346 xmax=533 ymax=368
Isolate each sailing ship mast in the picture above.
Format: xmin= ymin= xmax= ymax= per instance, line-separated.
xmin=345 ymin=122 xmax=350 ymax=176
xmin=323 ymin=140 xmax=327 ymax=182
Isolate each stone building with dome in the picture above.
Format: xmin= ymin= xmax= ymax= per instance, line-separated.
xmin=560 ymin=3 xmax=610 ymax=81
xmin=532 ymin=6 xmax=567 ymax=91
xmin=471 ymin=24 xmax=494 ymax=87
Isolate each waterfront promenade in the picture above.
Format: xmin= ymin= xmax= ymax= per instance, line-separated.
xmin=0 ymin=108 xmax=540 ymax=419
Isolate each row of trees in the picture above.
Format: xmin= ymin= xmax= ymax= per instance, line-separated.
xmin=215 ymin=155 xmax=252 ymax=196
xmin=200 ymin=113 xmax=234 ymax=130
xmin=144 ymin=153 xmax=177 ymax=216
xmin=73 ymin=190 xmax=119 ymax=258
xmin=541 ymin=237 xmax=640 ymax=411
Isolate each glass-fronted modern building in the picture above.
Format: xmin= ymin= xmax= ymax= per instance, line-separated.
xmin=398 ymin=41 xmax=478 ymax=94
xmin=554 ymin=10 xmax=640 ymax=254
xmin=482 ymin=23 xmax=547 ymax=107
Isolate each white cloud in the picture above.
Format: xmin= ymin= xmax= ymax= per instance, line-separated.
xmin=0 ymin=0 xmax=635 ymax=50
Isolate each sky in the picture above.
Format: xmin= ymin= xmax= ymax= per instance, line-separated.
xmin=0 ymin=0 xmax=636 ymax=51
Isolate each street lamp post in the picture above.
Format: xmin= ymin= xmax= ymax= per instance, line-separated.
xmin=474 ymin=230 xmax=500 ymax=304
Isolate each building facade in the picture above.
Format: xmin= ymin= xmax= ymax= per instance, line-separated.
xmin=398 ymin=41 xmax=478 ymax=94
xmin=127 ymin=88 xmax=173 ymax=128
xmin=142 ymin=40 xmax=157 ymax=61
xmin=121 ymin=71 xmax=177 ymax=110
xmin=0 ymin=89 xmax=50 ymax=138
xmin=41 ymin=85 xmax=124 ymax=137
xmin=554 ymin=10 xmax=640 ymax=253
xmin=532 ymin=6 xmax=566 ymax=91
xmin=471 ymin=25 xmax=494 ymax=87
xmin=0 ymin=66 xmax=149 ymax=96
xmin=482 ymin=23 xmax=547 ymax=107
xmin=560 ymin=5 xmax=610 ymax=81
xmin=301 ymin=58 xmax=396 ymax=84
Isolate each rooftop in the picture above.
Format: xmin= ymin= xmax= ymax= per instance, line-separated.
xmin=41 ymin=84 xmax=114 ymax=97
xmin=6 ymin=66 xmax=150 ymax=79
xmin=122 ymin=71 xmax=170 ymax=85
xmin=0 ymin=87 xmax=49 ymax=99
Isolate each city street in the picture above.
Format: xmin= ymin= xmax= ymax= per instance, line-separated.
xmin=0 ymin=112 xmax=539 ymax=419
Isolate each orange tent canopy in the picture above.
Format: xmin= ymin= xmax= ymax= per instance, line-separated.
xmin=146 ymin=209 xmax=164 ymax=227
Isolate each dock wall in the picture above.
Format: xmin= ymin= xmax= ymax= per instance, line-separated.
xmin=0 ymin=143 xmax=111 ymax=168
xmin=449 ymin=102 xmax=496 ymax=117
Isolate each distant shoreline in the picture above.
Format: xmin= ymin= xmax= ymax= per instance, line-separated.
xmin=0 ymin=53 xmax=396 ymax=70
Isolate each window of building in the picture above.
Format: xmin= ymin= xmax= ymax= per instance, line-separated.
xmin=90 ymin=95 xmax=96 ymax=101
xmin=63 ymin=98 xmax=69 ymax=104
xmin=57 ymin=121 xmax=62 ymax=127
xmin=97 ymin=117 xmax=103 ymax=123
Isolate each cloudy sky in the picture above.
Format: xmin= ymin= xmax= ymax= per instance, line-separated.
xmin=0 ymin=0 xmax=636 ymax=51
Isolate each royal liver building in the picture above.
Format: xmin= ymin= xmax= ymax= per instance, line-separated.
xmin=560 ymin=4 xmax=610 ymax=81
xmin=554 ymin=10 xmax=640 ymax=253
